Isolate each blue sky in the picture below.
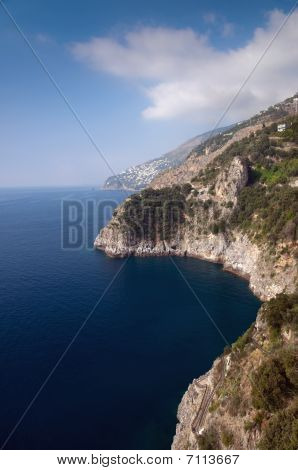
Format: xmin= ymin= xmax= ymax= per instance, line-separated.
xmin=0 ymin=0 xmax=297 ymax=186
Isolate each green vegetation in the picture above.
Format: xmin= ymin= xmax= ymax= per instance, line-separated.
xmin=208 ymin=400 xmax=220 ymax=413
xmin=252 ymin=158 xmax=298 ymax=186
xmin=250 ymin=291 xmax=297 ymax=412
xmin=232 ymin=324 xmax=254 ymax=354
xmin=192 ymin=166 xmax=220 ymax=185
xmin=192 ymin=117 xmax=298 ymax=246
xmin=120 ymin=185 xmax=187 ymax=243
xmin=243 ymin=420 xmax=255 ymax=431
xmin=210 ymin=219 xmax=226 ymax=234
xmin=251 ymin=355 xmax=295 ymax=412
xmin=258 ymin=400 xmax=298 ymax=449
xmin=226 ymin=391 xmax=242 ymax=417
xmin=280 ymin=119 xmax=298 ymax=143
xmin=244 ymin=411 xmax=264 ymax=431
xmin=192 ymin=98 xmax=294 ymax=159
xmin=217 ymin=371 xmax=243 ymax=417
xmin=210 ymin=294 xmax=297 ymax=449
xmin=221 ymin=429 xmax=234 ymax=448
xmin=198 ymin=427 xmax=219 ymax=450
xmin=116 ymin=116 xmax=298 ymax=249
xmin=247 ymin=294 xmax=297 ymax=448
xmin=263 ymin=293 xmax=298 ymax=332
xmin=231 ymin=184 xmax=297 ymax=244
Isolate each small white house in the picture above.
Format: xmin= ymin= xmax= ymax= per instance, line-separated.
xmin=277 ymin=123 xmax=286 ymax=132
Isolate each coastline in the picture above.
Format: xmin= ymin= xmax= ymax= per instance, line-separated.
xmin=94 ymin=233 xmax=296 ymax=302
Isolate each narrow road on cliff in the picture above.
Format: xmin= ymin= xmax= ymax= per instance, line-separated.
xmin=191 ymin=358 xmax=226 ymax=434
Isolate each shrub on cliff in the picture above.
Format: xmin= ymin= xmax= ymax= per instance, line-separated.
xmin=121 ymin=185 xmax=186 ymax=243
xmin=251 ymin=356 xmax=294 ymax=412
xmin=232 ymin=323 xmax=254 ymax=355
xmin=221 ymin=428 xmax=234 ymax=448
xmin=198 ymin=427 xmax=220 ymax=450
xmin=258 ymin=400 xmax=298 ymax=449
xmin=280 ymin=118 xmax=298 ymax=144
xmin=263 ymin=293 xmax=298 ymax=331
xmin=231 ymin=184 xmax=297 ymax=244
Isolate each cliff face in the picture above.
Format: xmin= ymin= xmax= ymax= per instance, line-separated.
xmin=95 ymin=154 xmax=297 ymax=301
xmin=95 ymin=223 xmax=296 ymax=302
xmin=95 ymin=104 xmax=298 ymax=449
xmin=172 ymin=294 xmax=298 ymax=450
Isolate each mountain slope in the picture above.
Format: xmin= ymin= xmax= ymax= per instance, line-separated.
xmin=104 ymin=127 xmax=229 ymax=190
xmin=150 ymin=95 xmax=298 ymax=189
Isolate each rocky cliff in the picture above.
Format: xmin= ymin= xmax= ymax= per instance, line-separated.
xmin=95 ymin=98 xmax=298 ymax=449
xmin=95 ymin=214 xmax=296 ymax=301
xmin=172 ymin=293 xmax=297 ymax=450
xmin=95 ymin=147 xmax=297 ymax=300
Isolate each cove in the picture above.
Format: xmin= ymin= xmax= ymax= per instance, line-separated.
xmin=0 ymin=188 xmax=261 ymax=449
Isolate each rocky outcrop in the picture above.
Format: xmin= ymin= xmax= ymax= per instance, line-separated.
xmin=95 ymin=156 xmax=297 ymax=301
xmin=95 ymin=224 xmax=296 ymax=301
xmin=214 ymin=157 xmax=248 ymax=204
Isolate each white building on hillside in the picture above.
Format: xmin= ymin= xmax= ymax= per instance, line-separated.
xmin=277 ymin=123 xmax=286 ymax=132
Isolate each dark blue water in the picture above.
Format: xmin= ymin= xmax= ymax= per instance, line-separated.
xmin=0 ymin=188 xmax=261 ymax=450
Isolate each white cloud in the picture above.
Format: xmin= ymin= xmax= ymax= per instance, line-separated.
xmin=71 ymin=10 xmax=298 ymax=125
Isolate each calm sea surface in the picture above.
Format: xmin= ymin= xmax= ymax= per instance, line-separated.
xmin=0 ymin=188 xmax=261 ymax=449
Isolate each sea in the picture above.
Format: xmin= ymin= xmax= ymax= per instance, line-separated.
xmin=0 ymin=187 xmax=261 ymax=449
